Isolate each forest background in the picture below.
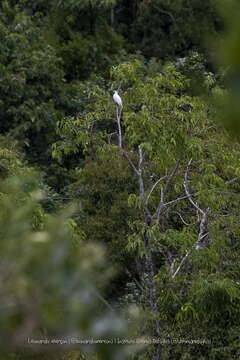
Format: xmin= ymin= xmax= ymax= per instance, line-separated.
xmin=0 ymin=1 xmax=240 ymax=359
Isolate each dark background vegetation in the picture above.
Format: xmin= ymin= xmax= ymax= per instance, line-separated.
xmin=0 ymin=0 xmax=240 ymax=359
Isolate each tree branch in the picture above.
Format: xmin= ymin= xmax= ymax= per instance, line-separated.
xmin=116 ymin=106 xmax=122 ymax=148
xmin=163 ymin=161 xmax=180 ymax=195
xmin=173 ymin=211 xmax=197 ymax=226
xmin=183 ymin=160 xmax=210 ymax=250
xmin=183 ymin=159 xmax=204 ymax=215
xmin=172 ymin=250 xmax=191 ymax=279
xmin=225 ymin=177 xmax=240 ymax=185
xmin=122 ymin=151 xmax=139 ymax=177
xmin=153 ymin=162 xmax=180 ymax=224
xmin=106 ymin=131 xmax=117 ymax=144
xmin=146 ymin=175 xmax=168 ymax=204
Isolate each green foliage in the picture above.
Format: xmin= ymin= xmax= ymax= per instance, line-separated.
xmin=43 ymin=0 xmax=124 ymax=82
xmin=53 ymin=57 xmax=240 ymax=359
xmin=57 ymin=0 xmax=117 ymax=10
xmin=0 ymin=150 xmax=131 ymax=360
xmin=57 ymin=29 xmax=123 ymax=81
xmin=193 ymin=278 xmax=240 ymax=320
xmin=0 ymin=2 xmax=65 ymax=169
xmin=1 ymin=1 xmax=240 ymax=359
xmin=213 ymin=0 xmax=240 ymax=139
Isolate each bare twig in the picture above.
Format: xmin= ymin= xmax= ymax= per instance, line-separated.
xmin=153 ymin=162 xmax=180 ymax=224
xmin=173 ymin=211 xmax=197 ymax=226
xmin=160 ymin=187 xmax=164 ymax=204
xmin=183 ymin=159 xmax=204 ymax=215
xmin=123 ymin=147 xmax=151 ymax=219
xmin=146 ymin=175 xmax=168 ymax=204
xmin=183 ymin=160 xmax=210 ymax=250
xmin=122 ymin=151 xmax=139 ymax=176
xmin=107 ymin=131 xmax=117 ymax=145
xmin=172 ymin=250 xmax=191 ymax=279
xmin=225 ymin=177 xmax=240 ymax=185
xmin=138 ymin=146 xmax=144 ymax=170
xmin=197 ymin=209 xmax=209 ymax=244
xmin=163 ymin=161 xmax=180 ymax=195
xmin=211 ymin=213 xmax=234 ymax=218
xmin=164 ymin=193 xmax=199 ymax=207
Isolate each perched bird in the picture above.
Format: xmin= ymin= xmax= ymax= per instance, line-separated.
xmin=113 ymin=90 xmax=123 ymax=107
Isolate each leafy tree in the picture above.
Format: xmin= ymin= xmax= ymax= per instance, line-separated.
xmin=0 ymin=1 xmax=240 ymax=359
xmin=53 ymin=59 xmax=240 ymax=359
xmin=0 ymin=1 xmax=64 ymax=166
xmin=43 ymin=0 xmax=124 ymax=81
xmin=0 ymin=1 xmax=89 ymax=189
xmin=0 ymin=139 xmax=132 ymax=360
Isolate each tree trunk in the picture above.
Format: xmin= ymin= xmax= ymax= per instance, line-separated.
xmin=144 ymin=231 xmax=162 ymax=360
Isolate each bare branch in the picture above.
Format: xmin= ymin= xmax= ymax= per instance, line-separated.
xmin=183 ymin=160 xmax=210 ymax=250
xmin=199 ymin=232 xmax=209 ymax=242
xmin=152 ymin=192 xmax=200 ymax=223
xmin=225 ymin=177 xmax=240 ymax=185
xmin=173 ymin=211 xmax=197 ymax=226
xmin=183 ymin=159 xmax=205 ymax=215
xmin=164 ymin=193 xmax=198 ymax=207
xmin=160 ymin=187 xmax=164 ymax=204
xmin=123 ymin=148 xmax=150 ymax=219
xmin=172 ymin=250 xmax=191 ymax=279
xmin=146 ymin=175 xmax=168 ymax=204
xmin=138 ymin=146 xmax=144 ymax=170
xmin=106 ymin=131 xmax=117 ymax=145
xmin=116 ymin=106 xmax=122 ymax=148
xmin=211 ymin=213 xmax=235 ymax=219
xmin=163 ymin=161 xmax=180 ymax=195
xmin=153 ymin=162 xmax=180 ymax=223
xmin=122 ymin=151 xmax=139 ymax=177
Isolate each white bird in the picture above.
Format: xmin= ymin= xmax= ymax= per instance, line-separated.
xmin=113 ymin=90 xmax=123 ymax=107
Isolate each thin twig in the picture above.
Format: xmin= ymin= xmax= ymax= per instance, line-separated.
xmin=107 ymin=131 xmax=117 ymax=144
xmin=183 ymin=159 xmax=204 ymax=215
xmin=122 ymin=151 xmax=139 ymax=176
xmin=153 ymin=162 xmax=180 ymax=223
xmin=163 ymin=161 xmax=180 ymax=195
xmin=172 ymin=250 xmax=191 ymax=279
xmin=146 ymin=175 xmax=168 ymax=204
xmin=173 ymin=211 xmax=197 ymax=226
xmin=225 ymin=177 xmax=240 ymax=185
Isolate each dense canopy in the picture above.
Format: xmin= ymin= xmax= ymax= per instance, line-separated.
xmin=0 ymin=1 xmax=240 ymax=360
